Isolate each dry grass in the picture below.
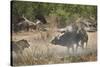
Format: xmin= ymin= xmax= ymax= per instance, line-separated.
xmin=12 ymin=45 xmax=97 ymax=66
xmin=11 ymin=17 xmax=97 ymax=66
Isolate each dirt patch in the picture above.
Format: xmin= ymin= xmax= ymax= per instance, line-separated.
xmin=11 ymin=31 xmax=97 ymax=65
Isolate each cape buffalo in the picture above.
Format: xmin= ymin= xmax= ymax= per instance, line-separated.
xmin=51 ymin=24 xmax=88 ymax=53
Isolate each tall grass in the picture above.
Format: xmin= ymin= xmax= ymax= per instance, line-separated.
xmin=12 ymin=16 xmax=97 ymax=66
xmin=12 ymin=40 xmax=97 ymax=66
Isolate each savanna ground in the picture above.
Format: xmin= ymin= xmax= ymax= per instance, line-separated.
xmin=12 ymin=29 xmax=97 ymax=66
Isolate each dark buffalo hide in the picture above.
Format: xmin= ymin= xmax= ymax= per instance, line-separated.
xmin=51 ymin=24 xmax=88 ymax=52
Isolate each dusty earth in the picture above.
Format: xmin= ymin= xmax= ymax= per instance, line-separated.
xmin=12 ymin=31 xmax=97 ymax=57
xmin=11 ymin=30 xmax=97 ymax=66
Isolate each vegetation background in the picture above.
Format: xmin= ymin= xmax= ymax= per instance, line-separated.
xmin=11 ymin=1 xmax=97 ymax=27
